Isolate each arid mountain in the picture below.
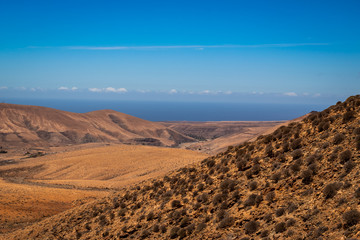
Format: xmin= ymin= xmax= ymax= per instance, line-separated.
xmin=0 ymin=103 xmax=194 ymax=148
xmin=4 ymin=95 xmax=360 ymax=239
xmin=161 ymin=121 xmax=284 ymax=154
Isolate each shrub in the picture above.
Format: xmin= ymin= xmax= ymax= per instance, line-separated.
xmin=287 ymin=202 xmax=298 ymax=213
xmin=244 ymin=220 xmax=259 ymax=234
xmin=292 ymin=149 xmax=303 ymax=160
xmin=244 ymin=194 xmax=258 ymax=207
xmin=275 ymin=222 xmax=287 ymax=233
xmin=171 ymin=200 xmax=182 ymax=208
xmin=263 ymin=213 xmax=273 ymax=223
xmin=153 ymin=224 xmax=160 ymax=232
xmin=266 ymin=191 xmax=275 ymax=203
xmin=180 ymin=216 xmax=190 ymax=228
xmin=343 ymin=111 xmax=355 ymax=123
xmin=169 ymin=227 xmax=180 ymax=238
xmin=213 ymin=193 xmax=225 ymax=205
xmin=290 ymin=160 xmax=301 ymax=173
xmin=344 ymin=160 xmax=355 ymax=173
xmin=301 ymin=169 xmax=313 ymax=184
xmin=249 ymin=181 xmax=258 ymax=191
xmin=275 ymin=208 xmax=285 ymax=217
xmin=333 ymin=133 xmax=345 ymax=145
xmin=291 ymin=138 xmax=302 ymax=150
xmin=354 ymin=187 xmax=360 ymax=198
xmin=265 ymin=145 xmax=274 ymax=157
xmin=255 ymin=195 xmax=263 ymax=207
xmin=318 ymin=121 xmax=330 ymax=132
xmin=196 ymin=222 xmax=206 ymax=232
xmin=237 ymin=159 xmax=247 ymax=171
xmin=343 ymin=209 xmax=360 ymax=227
xmin=218 ymin=216 xmax=234 ymax=228
xmin=220 ymin=179 xmax=237 ymax=192
xmin=286 ymin=218 xmax=296 ymax=227
xmin=271 ymin=172 xmax=282 ymax=183
xmin=140 ymin=230 xmax=150 ymax=239
xmin=160 ymin=225 xmax=167 ymax=233
xmin=323 ymin=183 xmax=339 ymax=199
xmin=340 ymin=150 xmax=352 ymax=163
xmin=251 ymin=164 xmax=261 ymax=175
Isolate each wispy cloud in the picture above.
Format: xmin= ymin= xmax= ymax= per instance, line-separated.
xmin=58 ymin=86 xmax=78 ymax=91
xmin=0 ymin=86 xmax=8 ymax=90
xmin=28 ymin=43 xmax=329 ymax=51
xmin=169 ymin=89 xmax=178 ymax=94
xmin=283 ymin=92 xmax=298 ymax=97
xmin=88 ymin=87 xmax=127 ymax=93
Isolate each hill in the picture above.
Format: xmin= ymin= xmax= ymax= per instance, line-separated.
xmin=4 ymin=95 xmax=360 ymax=239
xmin=0 ymin=103 xmax=194 ymax=148
xmin=161 ymin=121 xmax=284 ymax=154
xmin=0 ymin=144 xmax=207 ymax=233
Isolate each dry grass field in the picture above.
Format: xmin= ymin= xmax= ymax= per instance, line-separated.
xmin=0 ymin=179 xmax=107 ymax=234
xmin=0 ymin=144 xmax=207 ymax=234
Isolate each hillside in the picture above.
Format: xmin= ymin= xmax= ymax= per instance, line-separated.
xmin=0 ymin=144 xmax=207 ymax=233
xmin=0 ymin=103 xmax=194 ymax=148
xmin=161 ymin=121 xmax=284 ymax=154
xmin=4 ymin=95 xmax=360 ymax=239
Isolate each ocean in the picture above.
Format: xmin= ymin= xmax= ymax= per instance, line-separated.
xmin=1 ymin=98 xmax=327 ymax=122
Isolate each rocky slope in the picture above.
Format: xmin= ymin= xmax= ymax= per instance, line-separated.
xmin=3 ymin=95 xmax=360 ymax=239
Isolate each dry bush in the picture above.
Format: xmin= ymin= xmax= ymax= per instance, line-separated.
xmin=244 ymin=220 xmax=259 ymax=234
xmin=339 ymin=150 xmax=352 ymax=163
xmin=218 ymin=216 xmax=234 ymax=228
xmin=333 ymin=133 xmax=345 ymax=145
xmin=291 ymin=138 xmax=302 ymax=150
xmin=244 ymin=194 xmax=257 ymax=207
xmin=271 ymin=172 xmax=282 ymax=183
xmin=171 ymin=200 xmax=182 ymax=208
xmin=286 ymin=218 xmax=296 ymax=227
xmin=344 ymin=160 xmax=355 ymax=173
xmin=323 ymin=183 xmax=339 ymax=199
xmin=343 ymin=209 xmax=360 ymax=227
xmin=275 ymin=207 xmax=285 ymax=217
xmin=343 ymin=111 xmax=355 ymax=123
xmin=301 ymin=169 xmax=313 ymax=184
xmin=292 ymin=149 xmax=303 ymax=160
xmin=249 ymin=181 xmax=258 ymax=191
xmin=275 ymin=222 xmax=287 ymax=233
xmin=169 ymin=226 xmax=180 ymax=238
xmin=266 ymin=191 xmax=275 ymax=203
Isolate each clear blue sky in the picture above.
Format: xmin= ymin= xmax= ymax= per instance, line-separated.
xmin=0 ymin=0 xmax=359 ymax=104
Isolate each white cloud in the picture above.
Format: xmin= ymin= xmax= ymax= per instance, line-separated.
xmin=71 ymin=87 xmax=78 ymax=91
xmin=199 ymin=90 xmax=211 ymax=94
xmin=313 ymin=93 xmax=321 ymax=97
xmin=0 ymin=86 xmax=8 ymax=90
xmin=89 ymin=88 xmax=103 ymax=92
xmin=58 ymin=86 xmax=69 ymax=90
xmin=169 ymin=89 xmax=178 ymax=94
xmin=224 ymin=91 xmax=233 ymax=95
xmin=283 ymin=92 xmax=298 ymax=97
xmin=89 ymin=87 xmax=127 ymax=93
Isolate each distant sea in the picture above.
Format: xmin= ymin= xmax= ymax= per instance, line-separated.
xmin=1 ymin=98 xmax=328 ymax=122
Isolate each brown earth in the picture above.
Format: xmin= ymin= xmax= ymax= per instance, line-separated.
xmin=5 ymin=95 xmax=360 ymax=239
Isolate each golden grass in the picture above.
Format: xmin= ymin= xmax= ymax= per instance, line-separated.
xmin=0 ymin=178 xmax=107 ymax=233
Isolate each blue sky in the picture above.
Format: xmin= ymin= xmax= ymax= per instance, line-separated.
xmin=0 ymin=0 xmax=359 ymax=104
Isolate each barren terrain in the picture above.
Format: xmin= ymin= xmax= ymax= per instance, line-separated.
xmin=3 ymin=95 xmax=360 ymax=239
xmin=161 ymin=121 xmax=283 ymax=154
xmin=0 ymin=144 xmax=207 ymax=234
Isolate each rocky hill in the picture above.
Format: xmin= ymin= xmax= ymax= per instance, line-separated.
xmin=3 ymin=95 xmax=360 ymax=239
xmin=0 ymin=103 xmax=194 ymax=148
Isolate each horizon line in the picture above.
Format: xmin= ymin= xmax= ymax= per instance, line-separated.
xmin=27 ymin=43 xmax=330 ymax=50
